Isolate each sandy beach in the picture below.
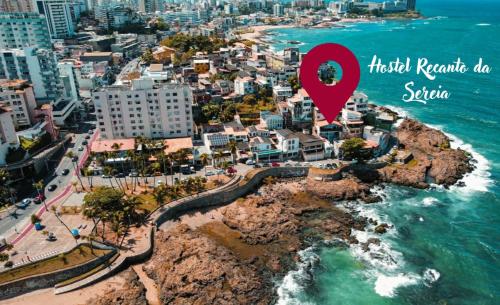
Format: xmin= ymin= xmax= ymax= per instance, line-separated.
xmin=239 ymin=24 xmax=296 ymax=43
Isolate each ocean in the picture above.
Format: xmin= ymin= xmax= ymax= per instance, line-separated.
xmin=269 ymin=0 xmax=500 ymax=304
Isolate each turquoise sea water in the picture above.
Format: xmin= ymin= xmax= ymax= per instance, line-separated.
xmin=270 ymin=1 xmax=500 ymax=304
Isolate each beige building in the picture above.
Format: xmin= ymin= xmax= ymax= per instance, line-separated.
xmin=93 ymin=79 xmax=193 ymax=139
xmin=0 ymin=79 xmax=37 ymax=129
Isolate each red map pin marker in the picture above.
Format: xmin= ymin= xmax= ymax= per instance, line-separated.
xmin=300 ymin=43 xmax=360 ymax=123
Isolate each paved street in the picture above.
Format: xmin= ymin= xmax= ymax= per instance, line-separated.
xmin=0 ymin=122 xmax=98 ymax=242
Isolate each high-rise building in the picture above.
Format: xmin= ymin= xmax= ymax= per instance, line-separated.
xmin=34 ymin=0 xmax=75 ymax=39
xmin=93 ymin=79 xmax=194 ymax=139
xmin=138 ymin=0 xmax=156 ymax=13
xmin=58 ymin=62 xmax=80 ymax=102
xmin=407 ymin=0 xmax=416 ymax=10
xmin=0 ymin=47 xmax=61 ymax=101
xmin=0 ymin=105 xmax=19 ymax=166
xmin=273 ymin=4 xmax=284 ymax=17
xmin=0 ymin=0 xmax=34 ymax=12
xmin=0 ymin=13 xmax=52 ymax=50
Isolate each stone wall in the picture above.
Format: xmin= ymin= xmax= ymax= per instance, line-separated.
xmin=155 ymin=167 xmax=309 ymax=227
xmin=0 ymin=243 xmax=116 ymax=300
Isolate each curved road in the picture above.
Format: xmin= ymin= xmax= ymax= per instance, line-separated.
xmin=4 ymin=130 xmax=99 ymax=245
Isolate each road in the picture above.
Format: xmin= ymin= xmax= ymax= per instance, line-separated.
xmin=0 ymin=122 xmax=97 ymax=241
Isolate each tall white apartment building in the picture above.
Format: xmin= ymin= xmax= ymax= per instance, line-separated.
xmin=0 ymin=0 xmax=34 ymax=13
xmin=93 ymin=79 xmax=194 ymax=139
xmin=0 ymin=47 xmax=61 ymax=101
xmin=34 ymin=0 xmax=75 ymax=39
xmin=0 ymin=13 xmax=52 ymax=50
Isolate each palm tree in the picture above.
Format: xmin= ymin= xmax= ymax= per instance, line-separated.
xmin=50 ymin=206 xmax=77 ymax=245
xmin=84 ymin=168 xmax=94 ymax=189
xmin=71 ymin=180 xmax=78 ymax=192
xmin=65 ymin=151 xmax=84 ymax=191
xmin=228 ymin=140 xmax=238 ymax=164
xmin=103 ymin=166 xmax=115 ymax=189
xmin=151 ymin=162 xmax=161 ymax=187
xmin=200 ymin=153 xmax=209 ymax=175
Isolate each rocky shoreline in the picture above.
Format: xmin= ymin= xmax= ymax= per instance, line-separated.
xmin=90 ymin=119 xmax=474 ymax=305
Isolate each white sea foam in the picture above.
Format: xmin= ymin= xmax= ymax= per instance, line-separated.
xmin=476 ymin=23 xmax=491 ymax=26
xmin=422 ymin=197 xmax=439 ymax=206
xmin=426 ymin=125 xmax=493 ymax=193
xmin=374 ymin=273 xmax=419 ymax=297
xmin=423 ymin=268 xmax=441 ymax=286
xmin=276 ymin=247 xmax=318 ymax=305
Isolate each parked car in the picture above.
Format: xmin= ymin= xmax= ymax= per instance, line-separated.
xmin=33 ymin=194 xmax=45 ymax=204
xmin=71 ymin=156 xmax=78 ymax=162
xmin=205 ymin=171 xmax=215 ymax=176
xmin=61 ymin=169 xmax=70 ymax=176
xmin=115 ymin=173 xmax=125 ymax=178
xmin=156 ymin=180 xmax=165 ymax=186
xmin=216 ymin=169 xmax=225 ymax=175
xmin=16 ymin=198 xmax=31 ymax=209
xmin=88 ymin=129 xmax=93 ymax=134
xmin=253 ymin=164 xmax=262 ymax=168
xmin=271 ymin=162 xmax=280 ymax=167
xmin=263 ymin=163 xmax=270 ymax=168
xmin=101 ymin=174 xmax=112 ymax=179
xmin=82 ymin=140 xmax=88 ymax=145
xmin=129 ymin=172 xmax=139 ymax=177
xmin=85 ymin=135 xmax=90 ymax=140
xmin=78 ymin=146 xmax=84 ymax=151
xmin=48 ymin=184 xmax=57 ymax=192
xmin=245 ymin=159 xmax=255 ymax=165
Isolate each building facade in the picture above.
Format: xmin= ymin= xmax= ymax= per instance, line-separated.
xmin=0 ymin=13 xmax=52 ymax=50
xmin=0 ymin=47 xmax=61 ymax=100
xmin=93 ymin=79 xmax=194 ymax=139
xmin=34 ymin=0 xmax=75 ymax=39
xmin=0 ymin=79 xmax=37 ymax=129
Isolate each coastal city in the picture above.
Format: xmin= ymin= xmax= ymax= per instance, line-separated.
xmin=0 ymin=0 xmax=481 ymax=304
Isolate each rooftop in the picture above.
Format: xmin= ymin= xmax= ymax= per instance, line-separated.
xmin=91 ymin=138 xmax=135 ymax=153
xmin=164 ymin=137 xmax=193 ymax=154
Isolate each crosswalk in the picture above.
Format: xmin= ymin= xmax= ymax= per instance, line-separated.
xmin=11 ymin=250 xmax=60 ymax=268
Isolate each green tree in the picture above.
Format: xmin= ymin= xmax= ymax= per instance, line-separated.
xmin=288 ymin=75 xmax=300 ymax=93
xmin=65 ymin=151 xmax=84 ymax=191
xmin=0 ymin=169 xmax=12 ymax=208
xmin=199 ymin=153 xmax=209 ymax=175
xmin=340 ymin=138 xmax=372 ymax=162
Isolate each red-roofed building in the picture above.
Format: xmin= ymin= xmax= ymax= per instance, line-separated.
xmin=91 ymin=138 xmax=136 ymax=154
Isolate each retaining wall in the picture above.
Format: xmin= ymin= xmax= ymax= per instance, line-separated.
xmin=0 ymin=243 xmax=116 ymax=300
xmin=155 ymin=167 xmax=309 ymax=227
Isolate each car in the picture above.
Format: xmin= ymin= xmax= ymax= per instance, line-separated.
xmin=46 ymin=232 xmax=57 ymax=241
xmin=245 ymin=159 xmax=255 ymax=165
xmin=85 ymin=135 xmax=90 ymax=140
xmin=205 ymin=171 xmax=215 ymax=176
xmin=72 ymin=156 xmax=78 ymax=162
xmin=33 ymin=194 xmax=45 ymax=204
xmin=271 ymin=162 xmax=280 ymax=167
xmin=115 ymin=173 xmax=125 ymax=178
xmin=263 ymin=163 xmax=270 ymax=168
xmin=101 ymin=174 xmax=112 ymax=179
xmin=16 ymin=198 xmax=31 ymax=209
xmin=82 ymin=140 xmax=88 ymax=145
xmin=156 ymin=180 xmax=165 ymax=186
xmin=216 ymin=169 xmax=225 ymax=175
xmin=129 ymin=172 xmax=139 ymax=177
xmin=61 ymin=169 xmax=70 ymax=176
xmin=48 ymin=184 xmax=57 ymax=192
xmin=78 ymin=146 xmax=84 ymax=151
xmin=88 ymin=129 xmax=93 ymax=134
xmin=253 ymin=163 xmax=262 ymax=168
xmin=303 ymin=162 xmax=312 ymax=167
